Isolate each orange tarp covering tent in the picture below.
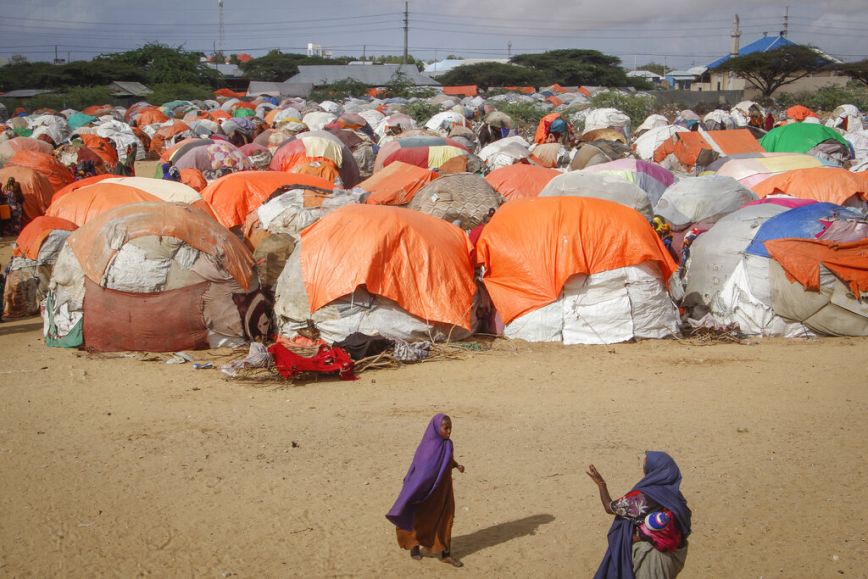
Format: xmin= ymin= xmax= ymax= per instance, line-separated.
xmin=214 ymin=88 xmax=246 ymax=99
xmin=201 ymin=171 xmax=334 ymax=229
xmin=179 ymin=168 xmax=207 ymax=192
xmin=442 ymin=85 xmax=478 ymax=97
xmin=546 ymin=95 xmax=563 ymax=107
xmin=753 ymin=168 xmax=867 ymax=205
xmin=78 ymin=134 xmax=119 ymax=167
xmin=135 ymin=108 xmax=169 ymax=127
xmin=485 ymin=163 xmax=560 ymax=201
xmin=361 ymin=162 xmax=438 ymax=206
xmin=0 ymin=165 xmax=55 ymax=223
xmin=67 ymin=202 xmax=253 ymax=291
xmin=46 ymin=183 xmax=160 ymax=226
xmin=149 ymin=122 xmax=191 ymax=155
xmin=8 ymin=150 xmax=74 ymax=192
xmin=534 ymin=112 xmax=564 ymax=144
xmin=654 ymin=129 xmax=761 ymax=168
xmin=475 ymin=197 xmax=677 ymax=324
xmin=578 ymin=87 xmax=592 ymax=97
xmin=52 ymin=174 xmax=115 ymax=202
xmin=82 ymin=104 xmax=113 ymax=117
xmin=786 ymin=105 xmax=818 ymax=121
xmin=11 ymin=216 xmax=77 ymax=260
xmin=765 ymin=238 xmax=868 ymax=297
xmin=300 ymin=204 xmax=476 ymax=329
xmin=0 ymin=137 xmax=53 ymax=164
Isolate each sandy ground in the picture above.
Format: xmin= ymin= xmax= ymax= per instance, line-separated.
xmin=1 ymin=237 xmax=867 ymax=578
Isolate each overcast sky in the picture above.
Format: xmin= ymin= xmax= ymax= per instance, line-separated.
xmin=2 ymin=0 xmax=866 ymax=69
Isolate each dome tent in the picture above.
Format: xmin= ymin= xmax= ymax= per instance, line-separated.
xmin=476 ymin=197 xmax=679 ymax=345
xmin=43 ymin=203 xmax=256 ymax=351
xmin=273 ymin=204 xmax=477 ymax=343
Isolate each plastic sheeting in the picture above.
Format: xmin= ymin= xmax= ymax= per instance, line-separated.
xmin=540 ymin=171 xmax=653 ymax=220
xmin=654 ymin=176 xmax=757 ymax=230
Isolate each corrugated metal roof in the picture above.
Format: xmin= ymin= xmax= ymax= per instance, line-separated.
xmin=708 ymin=35 xmax=798 ymax=69
xmin=1 ymin=89 xmax=53 ymax=98
xmin=207 ymin=63 xmax=244 ymax=77
xmin=246 ymin=81 xmax=313 ymax=98
xmin=286 ymin=64 xmax=440 ymax=87
xmin=109 ymin=81 xmax=152 ymax=96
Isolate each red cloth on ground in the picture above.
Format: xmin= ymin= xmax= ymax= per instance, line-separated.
xmin=268 ymin=342 xmax=357 ymax=380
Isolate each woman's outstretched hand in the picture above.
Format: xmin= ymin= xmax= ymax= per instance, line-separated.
xmin=586 ymin=464 xmax=606 ymax=486
xmin=457 ymin=464 xmax=465 ymax=473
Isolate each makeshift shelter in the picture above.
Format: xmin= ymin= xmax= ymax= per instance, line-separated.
xmin=485 ymin=164 xmax=560 ymax=202
xmin=0 ymin=137 xmax=53 ymax=166
xmin=173 ymin=140 xmax=254 ymax=179
xmin=702 ymin=152 xmax=824 ymax=189
xmin=359 ymin=162 xmax=439 ymax=206
xmin=3 ymin=216 xmax=77 ymax=318
xmin=7 ymin=150 xmax=74 ymax=192
xmin=752 ymin=167 xmax=867 ymax=209
xmin=43 ymin=202 xmax=256 ymax=351
xmin=0 ymin=165 xmax=55 ymax=224
xmin=764 ymin=238 xmax=868 ymax=336
xmin=270 ymin=131 xmax=360 ymax=188
xmin=760 ymin=123 xmax=852 ymax=165
xmin=201 ymin=171 xmax=334 ymax=230
xmin=478 ymin=136 xmax=531 ymax=170
xmin=407 ymin=173 xmax=502 ymax=229
xmin=700 ymin=202 xmax=864 ymax=336
xmin=655 ymin=176 xmax=758 ymax=231
xmin=374 ymin=135 xmax=469 ymax=173
xmin=653 ymin=129 xmax=763 ymax=172
xmin=582 ymin=159 xmax=675 ymax=207
xmin=634 ymin=125 xmax=689 ymax=161
xmin=273 ymin=204 xmax=476 ymax=342
xmin=539 ymin=171 xmax=653 ymax=220
xmin=476 ymin=197 xmax=679 ymax=344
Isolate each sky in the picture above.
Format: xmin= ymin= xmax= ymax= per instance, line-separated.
xmin=1 ymin=0 xmax=866 ymax=70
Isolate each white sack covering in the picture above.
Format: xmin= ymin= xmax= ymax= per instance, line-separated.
xmin=505 ymin=263 xmax=678 ymax=345
xmin=654 ymin=175 xmax=757 ymax=230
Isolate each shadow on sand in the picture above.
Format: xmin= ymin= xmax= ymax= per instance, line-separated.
xmin=452 ymin=513 xmax=556 ymax=558
xmin=0 ymin=320 xmax=43 ymax=336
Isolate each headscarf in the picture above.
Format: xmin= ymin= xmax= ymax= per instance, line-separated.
xmin=386 ymin=414 xmax=454 ymax=531
xmin=593 ymin=451 xmax=691 ymax=579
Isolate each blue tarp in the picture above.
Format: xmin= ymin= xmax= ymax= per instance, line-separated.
xmin=745 ymin=202 xmax=861 ymax=257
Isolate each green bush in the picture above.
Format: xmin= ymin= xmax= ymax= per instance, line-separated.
xmin=494 ymin=101 xmax=548 ymax=131
xmin=405 ymin=101 xmax=440 ymax=125
xmin=589 ymin=91 xmax=656 ymax=127
xmin=308 ymin=79 xmax=369 ymax=102
xmin=146 ymin=83 xmax=215 ymax=105
xmin=774 ymin=83 xmax=868 ymax=112
xmin=1 ymin=86 xmax=114 ymax=112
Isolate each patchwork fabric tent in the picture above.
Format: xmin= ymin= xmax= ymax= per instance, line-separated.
xmin=407 ymin=172 xmax=503 ymax=229
xmin=702 ymin=152 xmax=823 ymax=189
xmin=273 ymin=204 xmax=477 ymax=342
xmin=374 ymin=136 xmax=469 ymax=173
xmin=476 ymin=197 xmax=679 ymax=344
xmin=581 ymin=159 xmax=675 ymax=207
xmin=752 ymin=167 xmax=867 ymax=208
xmin=3 ymin=216 xmax=77 ymax=318
xmin=43 ymin=203 xmax=256 ymax=351
xmin=269 ymin=131 xmax=360 ymax=187
xmin=0 ymin=165 xmax=55 ymax=224
xmin=653 ymin=129 xmax=763 ymax=172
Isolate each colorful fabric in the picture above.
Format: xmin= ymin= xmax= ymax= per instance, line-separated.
xmin=267 ymin=342 xmax=356 ymax=381
xmin=610 ymin=491 xmax=683 ymax=553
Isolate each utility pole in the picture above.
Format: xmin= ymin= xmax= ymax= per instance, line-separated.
xmin=782 ymin=5 xmax=789 ymax=37
xmin=54 ymin=44 xmax=58 ymax=64
xmin=402 ymin=2 xmax=409 ymax=65
xmin=362 ymin=44 xmax=366 ymax=61
xmin=217 ymin=0 xmax=225 ymax=56
xmin=508 ymin=41 xmax=512 ymax=58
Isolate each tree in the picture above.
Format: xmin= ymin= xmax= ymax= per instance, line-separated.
xmin=96 ymin=43 xmax=222 ymax=86
xmin=511 ymin=49 xmax=630 ymax=87
xmin=437 ymin=62 xmax=546 ymax=89
xmin=831 ymin=59 xmax=868 ymax=85
xmin=714 ymin=44 xmax=831 ymax=99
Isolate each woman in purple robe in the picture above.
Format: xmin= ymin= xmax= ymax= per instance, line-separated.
xmin=386 ymin=414 xmax=465 ymax=567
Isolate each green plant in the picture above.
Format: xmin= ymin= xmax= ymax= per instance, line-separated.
xmin=146 ymin=83 xmax=215 ymax=105
xmin=774 ymin=83 xmax=868 ymax=112
xmin=494 ymin=101 xmax=548 ymax=131
xmin=309 ymin=78 xmax=369 ymax=101
xmin=405 ymin=101 xmax=440 ymax=125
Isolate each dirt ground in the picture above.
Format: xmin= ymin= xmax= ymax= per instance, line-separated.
xmin=1 ymin=237 xmax=866 ymax=578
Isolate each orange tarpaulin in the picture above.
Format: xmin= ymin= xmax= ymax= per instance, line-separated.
xmin=0 ymin=137 xmax=53 ymax=164
xmin=135 ymin=108 xmax=169 ymax=127
xmin=300 ymin=204 xmax=476 ymax=329
xmin=66 ymin=202 xmax=253 ymax=290
xmin=46 ymin=183 xmax=160 ymax=226
xmin=534 ymin=112 xmax=564 ymax=144
xmin=200 ymin=171 xmax=334 ymax=229
xmin=52 ymin=174 xmax=115 ymax=202
xmin=786 ymin=105 xmax=817 ymax=122
xmin=442 ymin=85 xmax=478 ymax=97
xmin=753 ymin=167 xmax=867 ymax=205
xmin=485 ymin=163 xmax=560 ymax=201
xmin=11 ymin=215 xmax=77 ymax=260
xmin=78 ymin=134 xmax=119 ymax=167
xmin=765 ymin=238 xmax=868 ymax=297
xmin=0 ymin=166 xmax=55 ymax=224
xmin=214 ymin=88 xmax=246 ymax=99
xmin=654 ymin=129 xmax=761 ymax=168
xmin=502 ymin=86 xmax=535 ymax=95
xmin=8 ymin=150 xmax=74 ymax=192
xmin=361 ymin=161 xmax=438 ymax=206
xmin=476 ymin=197 xmax=677 ymax=324
xmin=179 ymin=168 xmax=207 ymax=192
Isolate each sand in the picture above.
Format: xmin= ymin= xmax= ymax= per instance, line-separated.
xmin=1 ymin=237 xmax=866 ymax=578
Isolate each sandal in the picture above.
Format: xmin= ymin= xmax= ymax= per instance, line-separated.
xmin=441 ymin=551 xmax=464 ymax=567
xmin=410 ymin=546 xmax=422 ymax=561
